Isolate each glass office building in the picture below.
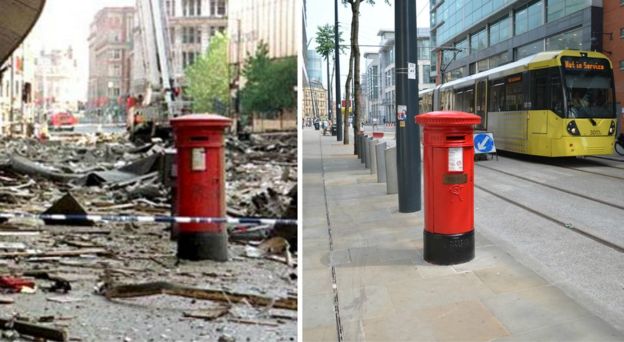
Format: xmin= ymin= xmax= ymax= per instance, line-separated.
xmin=430 ymin=0 xmax=604 ymax=82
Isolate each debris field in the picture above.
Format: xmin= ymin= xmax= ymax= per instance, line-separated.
xmin=0 ymin=131 xmax=297 ymax=341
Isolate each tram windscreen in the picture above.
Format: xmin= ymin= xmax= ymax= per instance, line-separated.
xmin=561 ymin=56 xmax=615 ymax=119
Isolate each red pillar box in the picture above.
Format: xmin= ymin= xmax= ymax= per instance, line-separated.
xmin=171 ymin=114 xmax=232 ymax=261
xmin=415 ymin=111 xmax=481 ymax=265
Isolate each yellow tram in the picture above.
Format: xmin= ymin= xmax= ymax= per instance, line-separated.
xmin=419 ymin=50 xmax=617 ymax=157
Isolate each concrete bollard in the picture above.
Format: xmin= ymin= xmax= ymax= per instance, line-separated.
xmin=369 ymin=139 xmax=378 ymax=175
xmin=385 ymin=146 xmax=398 ymax=194
xmin=364 ymin=137 xmax=372 ymax=169
xmin=375 ymin=142 xmax=387 ymax=183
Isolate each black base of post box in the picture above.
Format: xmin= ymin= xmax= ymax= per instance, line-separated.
xmin=423 ymin=230 xmax=474 ymax=265
xmin=177 ymin=231 xmax=228 ymax=261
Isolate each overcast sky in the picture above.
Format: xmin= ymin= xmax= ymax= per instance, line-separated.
xmin=306 ymin=0 xmax=430 ymax=92
xmin=28 ymin=0 xmax=134 ymax=100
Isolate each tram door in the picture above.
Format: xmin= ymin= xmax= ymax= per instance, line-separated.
xmin=475 ymin=79 xmax=487 ymax=130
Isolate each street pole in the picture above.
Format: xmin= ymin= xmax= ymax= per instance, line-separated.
xmin=334 ymin=0 xmax=342 ymax=141
xmin=395 ymin=0 xmax=421 ymax=213
xmin=326 ymin=58 xmax=332 ymax=121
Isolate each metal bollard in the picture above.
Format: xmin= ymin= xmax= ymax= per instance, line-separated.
xmin=375 ymin=142 xmax=387 ymax=183
xmin=369 ymin=139 xmax=378 ymax=175
xmin=364 ymin=137 xmax=372 ymax=169
xmin=385 ymin=146 xmax=398 ymax=194
xmin=357 ymin=134 xmax=363 ymax=160
xmin=362 ymin=135 xmax=368 ymax=165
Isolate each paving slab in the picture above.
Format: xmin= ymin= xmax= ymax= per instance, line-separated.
xmin=301 ymin=128 xmax=623 ymax=341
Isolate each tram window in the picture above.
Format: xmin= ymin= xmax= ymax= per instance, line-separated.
xmin=505 ymin=74 xmax=524 ymax=111
xmin=489 ymin=80 xmax=505 ymax=111
xmin=550 ymin=72 xmax=564 ymax=117
xmin=531 ymin=69 xmax=549 ymax=110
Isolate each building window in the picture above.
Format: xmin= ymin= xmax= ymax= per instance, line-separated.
xmin=182 ymin=51 xmax=199 ymax=68
xmin=620 ymin=60 xmax=624 ymax=71
xmin=515 ymin=40 xmax=544 ymax=59
xmin=515 ymin=1 xmax=543 ymax=35
xmin=108 ymin=64 xmax=121 ymax=76
xmin=182 ymin=0 xmax=201 ymax=16
xmin=620 ymin=28 xmax=624 ymax=39
xmin=182 ymin=27 xmax=201 ymax=43
xmin=166 ymin=0 xmax=175 ymax=16
xmin=109 ymin=49 xmax=121 ymax=60
xmin=477 ymin=59 xmax=489 ymax=73
xmin=212 ymin=0 xmax=226 ymax=16
xmin=489 ymin=16 xmax=511 ymax=46
xmin=470 ymin=28 xmax=487 ymax=54
xmin=547 ymin=0 xmax=586 ymax=22
xmin=545 ymin=27 xmax=582 ymax=51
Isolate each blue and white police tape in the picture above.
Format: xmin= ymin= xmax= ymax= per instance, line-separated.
xmin=0 ymin=212 xmax=298 ymax=226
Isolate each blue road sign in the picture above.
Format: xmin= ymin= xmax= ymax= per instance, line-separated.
xmin=474 ymin=133 xmax=496 ymax=154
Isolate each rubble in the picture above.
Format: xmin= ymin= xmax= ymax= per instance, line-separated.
xmin=0 ymin=131 xmax=297 ymax=340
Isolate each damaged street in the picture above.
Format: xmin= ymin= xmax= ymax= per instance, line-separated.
xmin=0 ymin=130 xmax=297 ymax=341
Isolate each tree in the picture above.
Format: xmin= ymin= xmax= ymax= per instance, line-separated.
xmin=240 ymin=41 xmax=297 ymax=118
xmin=185 ymin=32 xmax=229 ymax=114
xmin=315 ymin=24 xmax=345 ymax=120
xmin=343 ymin=0 xmax=389 ymax=150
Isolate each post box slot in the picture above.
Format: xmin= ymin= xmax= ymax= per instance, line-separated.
xmin=446 ymin=136 xmax=465 ymax=141
xmin=190 ymin=136 xmax=209 ymax=141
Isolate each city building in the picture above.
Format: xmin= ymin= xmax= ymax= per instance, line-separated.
xmin=228 ymin=0 xmax=297 ymax=69
xmin=430 ymin=0 xmax=605 ymax=83
xmin=363 ymin=52 xmax=380 ymax=123
xmin=33 ymin=47 xmax=82 ymax=115
xmin=130 ymin=0 xmax=227 ymax=97
xmin=363 ymin=28 xmax=435 ymax=124
xmin=87 ymin=7 xmax=135 ymax=113
xmin=303 ymin=82 xmax=328 ymax=120
xmin=0 ymin=41 xmax=36 ymax=132
xmin=602 ymin=0 xmax=624 ymax=131
xmin=306 ymin=49 xmax=323 ymax=84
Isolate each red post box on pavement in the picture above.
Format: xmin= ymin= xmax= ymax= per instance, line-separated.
xmin=415 ymin=111 xmax=481 ymax=265
xmin=171 ymin=114 xmax=232 ymax=261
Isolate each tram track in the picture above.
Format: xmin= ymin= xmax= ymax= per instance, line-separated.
xmin=476 ymin=163 xmax=624 ymax=212
xmin=544 ymin=162 xmax=624 ymax=181
xmin=475 ymin=183 xmax=624 ymax=254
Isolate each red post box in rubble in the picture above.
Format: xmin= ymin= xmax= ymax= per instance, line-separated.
xmin=171 ymin=114 xmax=232 ymax=261
xmin=415 ymin=111 xmax=481 ymax=265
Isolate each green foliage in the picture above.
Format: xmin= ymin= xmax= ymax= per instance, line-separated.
xmin=185 ymin=32 xmax=229 ymax=114
xmin=315 ymin=24 xmax=345 ymax=60
xmin=240 ymin=41 xmax=297 ymax=116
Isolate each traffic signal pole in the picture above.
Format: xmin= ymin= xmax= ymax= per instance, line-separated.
xmin=334 ymin=0 xmax=342 ymax=141
xmin=395 ymin=0 xmax=421 ymax=213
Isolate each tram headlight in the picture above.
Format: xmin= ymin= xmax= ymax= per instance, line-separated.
xmin=567 ymin=121 xmax=580 ymax=136
xmin=609 ymin=121 xmax=615 ymax=135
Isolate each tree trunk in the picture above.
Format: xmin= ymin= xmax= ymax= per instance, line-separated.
xmin=352 ymin=0 xmax=362 ymax=155
xmin=344 ymin=54 xmax=353 ymax=145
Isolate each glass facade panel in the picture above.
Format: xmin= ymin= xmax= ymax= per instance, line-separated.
xmin=456 ymin=38 xmax=469 ymax=59
xmin=547 ymin=0 xmax=587 ymax=22
xmin=515 ymin=1 xmax=543 ymax=35
xmin=477 ymin=58 xmax=489 ymax=72
xmin=545 ymin=27 xmax=583 ymax=50
xmin=434 ymin=0 xmax=516 ymax=46
xmin=620 ymin=28 xmax=624 ymax=39
xmin=515 ymin=40 xmax=544 ymax=59
xmin=418 ymin=38 xmax=431 ymax=60
xmin=489 ymin=51 xmax=511 ymax=68
xmin=423 ymin=65 xmax=431 ymax=83
xmin=489 ymin=16 xmax=511 ymax=45
xmin=470 ymin=28 xmax=487 ymax=54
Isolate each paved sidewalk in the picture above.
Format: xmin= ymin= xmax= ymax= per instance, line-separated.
xmin=302 ymin=128 xmax=623 ymax=341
